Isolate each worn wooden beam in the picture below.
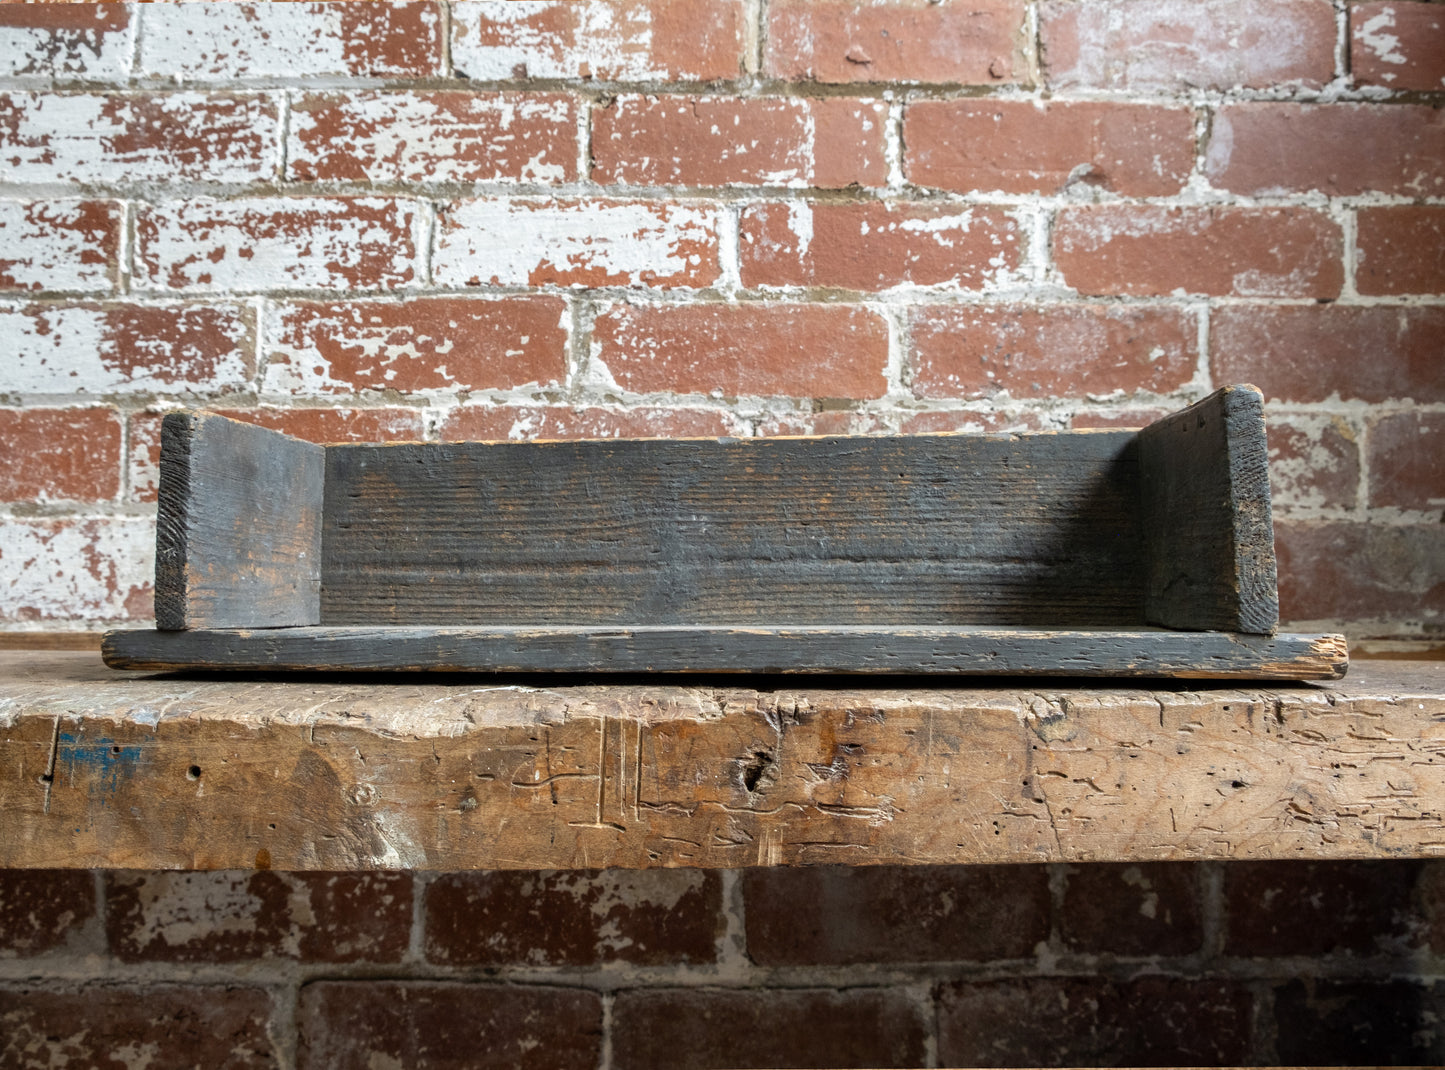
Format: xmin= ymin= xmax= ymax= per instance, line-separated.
xmin=1138 ymin=385 xmax=1279 ymax=634
xmin=3 ymin=652 xmax=1439 ymax=871
xmin=154 ymin=412 xmax=324 ymax=630
xmin=102 ymin=625 xmax=1348 ymax=679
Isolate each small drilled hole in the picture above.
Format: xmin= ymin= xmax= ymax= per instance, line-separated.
xmin=186 ymin=765 xmax=202 ymax=781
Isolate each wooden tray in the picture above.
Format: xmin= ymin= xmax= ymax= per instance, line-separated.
xmin=103 ymin=385 xmax=1347 ymax=679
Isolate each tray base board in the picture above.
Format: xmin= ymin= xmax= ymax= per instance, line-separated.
xmin=103 ymin=625 xmax=1348 ymax=679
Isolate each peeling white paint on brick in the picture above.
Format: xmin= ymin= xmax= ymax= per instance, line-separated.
xmin=1355 ymin=8 xmax=1408 ymax=73
xmin=0 ymin=517 xmax=153 ymax=622
xmin=0 ymin=91 xmax=277 ymax=185
xmin=0 ymin=200 xmax=116 ymax=292
xmin=288 ymin=91 xmax=574 ymax=183
xmin=127 ymin=873 xmax=278 ymax=950
xmin=0 ymin=303 xmax=250 ymax=393
xmin=453 ymin=1 xmax=660 ymax=81
xmin=1044 ymin=0 xmax=1333 ymax=91
xmin=136 ymin=198 xmax=417 ymax=292
xmin=0 ymin=7 xmax=133 ymax=82
xmin=137 ymin=2 xmax=436 ymax=80
xmin=260 ymin=296 xmax=568 ymax=396
xmin=434 ymin=199 xmax=719 ymax=288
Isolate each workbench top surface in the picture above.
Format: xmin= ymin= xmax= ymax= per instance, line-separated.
xmin=3 ymin=652 xmax=1442 ymax=871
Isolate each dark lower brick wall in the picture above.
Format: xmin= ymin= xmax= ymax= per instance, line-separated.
xmin=2 ymin=861 xmax=1442 ymax=1068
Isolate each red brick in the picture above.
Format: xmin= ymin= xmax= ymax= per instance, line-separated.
xmin=939 ymin=976 xmax=1254 ymax=1066
xmin=0 ymin=92 xmax=278 ymax=185
xmin=0 ymin=4 xmax=132 ymax=81
xmin=1352 ymin=2 xmax=1445 ymax=91
xmin=1058 ymin=862 xmax=1202 ymax=956
xmin=1268 ymin=415 xmax=1362 ymax=511
xmin=451 ymin=0 xmax=745 ymax=81
xmin=106 ymin=871 xmax=412 ymax=964
xmin=910 ymin=303 xmax=1198 ymax=399
xmin=611 ymin=987 xmax=929 ymax=1069
xmin=138 ymin=2 xmax=441 ymax=79
xmin=136 ymin=198 xmax=417 ymax=291
xmin=906 ymin=100 xmax=1194 ymax=196
xmin=1274 ymin=979 xmax=1445 ymax=1065
xmin=1069 ymin=407 xmax=1171 ymax=429
xmin=1041 ymin=0 xmax=1336 ymax=91
xmin=1211 ymin=304 xmax=1445 ymax=404
xmin=740 ymin=201 xmax=1020 ymax=290
xmin=1368 ymin=412 xmax=1445 ymax=511
xmin=435 ymin=199 xmax=720 ymax=288
xmin=755 ymin=409 xmax=890 ymax=436
xmin=129 ymin=407 xmax=424 ymax=503
xmin=1 ymin=984 xmax=277 ymax=1068
xmin=298 ymin=981 xmax=601 ymax=1070
xmin=1054 ymin=206 xmax=1343 ymax=298
xmin=898 ymin=409 xmax=1044 ymax=434
xmin=744 ymin=864 xmax=1048 ymax=965
xmin=442 ymin=404 xmax=738 ymax=442
xmin=593 ymin=302 xmax=889 ymax=398
xmin=0 ymin=200 xmax=119 ymax=293
xmin=0 ymin=870 xmax=95 ymax=957
xmin=592 ymin=96 xmax=888 ymax=188
xmin=0 ymin=517 xmax=153 ymax=623
xmin=0 ymin=408 xmax=120 ymax=503
xmin=1358 ymin=206 xmax=1445 ymax=296
xmin=289 ymin=92 xmax=577 ymax=183
xmin=4 ymin=302 xmax=253 ymax=395
xmin=265 ymin=297 xmax=567 ymax=394
xmin=210 ymin=407 xmax=424 ymax=445
xmin=1223 ymin=860 xmax=1427 ymax=956
xmin=1276 ymin=520 xmax=1445 ymax=627
xmin=425 ymin=869 xmax=721 ymax=967
xmin=1206 ymin=103 xmax=1445 ymax=197
xmin=766 ymin=0 xmax=1027 ymax=84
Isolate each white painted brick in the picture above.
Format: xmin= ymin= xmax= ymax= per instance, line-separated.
xmin=0 ymin=5 xmax=134 ymax=83
xmin=135 ymin=198 xmax=418 ymax=292
xmin=0 ymin=517 xmax=154 ymax=623
xmin=452 ymin=1 xmax=741 ymax=82
xmin=433 ymin=198 xmax=720 ymax=288
xmin=454 ymin=1 xmax=663 ymax=80
xmin=138 ymin=2 xmax=439 ymax=80
xmin=0 ymin=303 xmax=251 ymax=394
xmin=0 ymin=92 xmax=277 ymax=185
xmin=0 ymin=200 xmax=118 ymax=292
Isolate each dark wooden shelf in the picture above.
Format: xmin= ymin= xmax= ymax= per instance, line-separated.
xmin=106 ymin=385 xmax=1345 ymax=679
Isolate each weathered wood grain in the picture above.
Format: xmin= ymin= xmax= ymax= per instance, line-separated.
xmin=154 ymin=412 xmax=324 ymax=630
xmin=102 ymin=625 xmax=1348 ymax=679
xmin=320 ymin=433 xmax=1145 ymax=627
xmin=5 ymin=652 xmax=1438 ymax=871
xmin=1138 ymin=385 xmax=1279 ymax=634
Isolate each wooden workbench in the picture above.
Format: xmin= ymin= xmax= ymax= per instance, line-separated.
xmin=1 ymin=652 xmax=1441 ymax=871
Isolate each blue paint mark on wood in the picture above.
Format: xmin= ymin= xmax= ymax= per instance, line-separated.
xmin=59 ymin=733 xmax=144 ymax=801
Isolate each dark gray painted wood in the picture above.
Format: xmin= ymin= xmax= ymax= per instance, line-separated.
xmin=320 ymin=433 xmax=1145 ymax=627
xmin=102 ymin=625 xmax=1348 ymax=679
xmin=1137 ymin=386 xmax=1279 ymax=635
xmin=153 ymin=412 xmax=324 ymax=631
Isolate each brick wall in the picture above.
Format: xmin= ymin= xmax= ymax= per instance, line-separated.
xmin=3 ymin=861 xmax=1444 ymax=1067
xmin=0 ymin=0 xmax=1440 ymax=639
